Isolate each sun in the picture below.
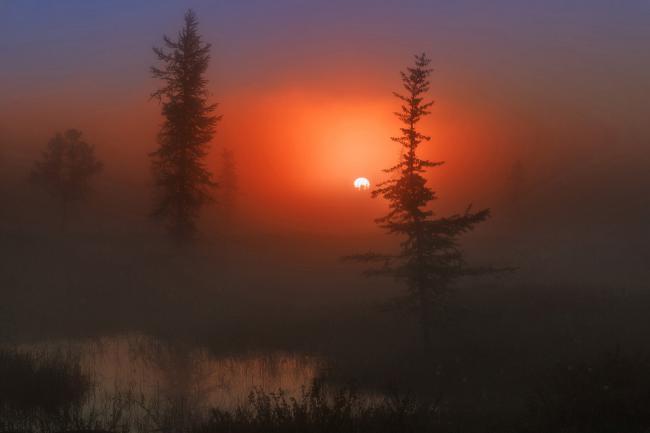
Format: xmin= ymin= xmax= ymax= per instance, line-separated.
xmin=353 ymin=177 xmax=370 ymax=190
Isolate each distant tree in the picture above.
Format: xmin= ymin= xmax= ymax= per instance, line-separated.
xmin=150 ymin=9 xmax=221 ymax=244
xmin=218 ymin=147 xmax=238 ymax=217
xmin=348 ymin=54 xmax=498 ymax=346
xmin=30 ymin=129 xmax=103 ymax=231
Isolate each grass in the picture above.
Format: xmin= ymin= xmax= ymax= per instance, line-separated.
xmin=198 ymin=381 xmax=445 ymax=433
xmin=4 ymin=342 xmax=650 ymax=433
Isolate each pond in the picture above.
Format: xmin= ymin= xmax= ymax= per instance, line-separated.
xmin=17 ymin=333 xmax=322 ymax=411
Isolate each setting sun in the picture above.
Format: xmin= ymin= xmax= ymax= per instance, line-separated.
xmin=353 ymin=177 xmax=370 ymax=190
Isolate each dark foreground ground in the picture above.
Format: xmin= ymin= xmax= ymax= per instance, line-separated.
xmin=1 ymin=227 xmax=650 ymax=432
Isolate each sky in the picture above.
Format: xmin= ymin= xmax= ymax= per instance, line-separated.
xmin=1 ymin=0 xmax=650 ymax=233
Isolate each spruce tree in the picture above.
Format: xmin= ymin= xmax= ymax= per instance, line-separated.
xmin=30 ymin=129 xmax=103 ymax=231
xmin=350 ymin=54 xmax=495 ymax=345
xmin=150 ymin=10 xmax=221 ymax=244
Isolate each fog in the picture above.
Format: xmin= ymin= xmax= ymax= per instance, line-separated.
xmin=1 ymin=1 xmax=650 ymax=432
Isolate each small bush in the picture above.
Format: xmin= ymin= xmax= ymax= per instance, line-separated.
xmin=0 ymin=348 xmax=90 ymax=413
xmin=0 ymin=348 xmax=93 ymax=431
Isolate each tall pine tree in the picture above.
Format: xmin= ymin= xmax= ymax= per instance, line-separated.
xmin=350 ymin=54 xmax=495 ymax=345
xmin=150 ymin=10 xmax=221 ymax=244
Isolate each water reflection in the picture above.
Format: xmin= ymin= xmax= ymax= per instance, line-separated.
xmin=20 ymin=333 xmax=321 ymax=411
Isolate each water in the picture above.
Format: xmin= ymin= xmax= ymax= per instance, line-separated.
xmin=18 ymin=333 xmax=322 ymax=410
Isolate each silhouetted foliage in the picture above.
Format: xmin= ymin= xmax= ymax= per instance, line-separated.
xmin=0 ymin=347 xmax=143 ymax=432
xmin=0 ymin=348 xmax=92 ymax=431
xmin=200 ymin=381 xmax=444 ymax=433
xmin=30 ymin=129 xmax=103 ymax=231
xmin=348 ymin=54 xmax=496 ymax=345
xmin=150 ymin=9 xmax=221 ymax=244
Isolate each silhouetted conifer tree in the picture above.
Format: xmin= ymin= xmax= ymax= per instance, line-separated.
xmin=349 ymin=54 xmax=496 ymax=345
xmin=30 ymin=129 xmax=103 ymax=231
xmin=150 ymin=10 xmax=221 ymax=244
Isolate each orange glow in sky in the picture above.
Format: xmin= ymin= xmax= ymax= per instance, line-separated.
xmin=1 ymin=81 xmax=509 ymax=234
